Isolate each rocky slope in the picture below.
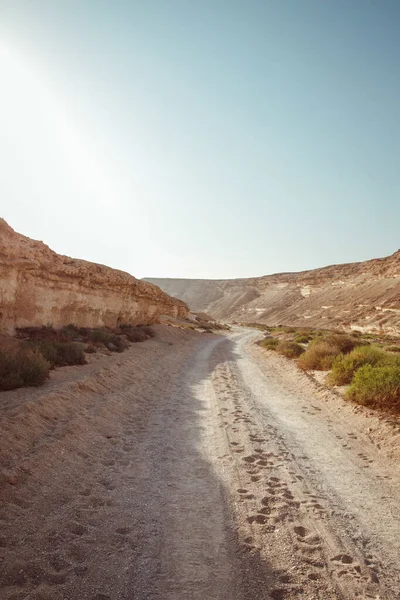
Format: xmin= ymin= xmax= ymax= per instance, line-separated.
xmin=0 ymin=219 xmax=188 ymax=333
xmin=146 ymin=251 xmax=400 ymax=334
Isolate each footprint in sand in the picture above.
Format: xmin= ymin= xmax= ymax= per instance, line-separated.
xmin=69 ymin=522 xmax=88 ymax=536
xmin=243 ymin=456 xmax=256 ymax=463
xmin=331 ymin=553 xmax=354 ymax=564
xmin=116 ymin=526 xmax=131 ymax=535
xmin=247 ymin=514 xmax=268 ymax=525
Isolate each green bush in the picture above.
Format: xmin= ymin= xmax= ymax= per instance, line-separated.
xmin=328 ymin=346 xmax=396 ymax=386
xmin=30 ymin=340 xmax=86 ymax=367
xmin=297 ymin=340 xmax=342 ymax=370
xmin=260 ymin=338 xmax=279 ymax=350
xmin=347 ymin=365 xmax=400 ymax=410
xmin=0 ymin=347 xmax=50 ymax=390
xmin=276 ymin=341 xmax=304 ymax=359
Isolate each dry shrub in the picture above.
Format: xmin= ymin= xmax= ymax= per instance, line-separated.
xmin=0 ymin=347 xmax=50 ymax=390
xmin=276 ymin=341 xmax=304 ymax=359
xmin=276 ymin=342 xmax=304 ymax=358
xmin=108 ymin=336 xmax=130 ymax=352
xmin=297 ymin=340 xmax=341 ymax=371
xmin=140 ymin=326 xmax=156 ymax=338
xmin=29 ymin=340 xmax=86 ymax=367
xmin=294 ymin=334 xmax=311 ymax=344
xmin=123 ymin=327 xmax=149 ymax=343
xmin=323 ymin=334 xmax=360 ymax=354
xmin=260 ymin=338 xmax=279 ymax=350
xmin=298 ymin=333 xmax=361 ymax=372
xmin=90 ymin=328 xmax=115 ymax=345
xmin=347 ymin=365 xmax=400 ymax=411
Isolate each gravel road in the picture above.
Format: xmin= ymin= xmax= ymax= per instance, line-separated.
xmin=1 ymin=326 xmax=399 ymax=599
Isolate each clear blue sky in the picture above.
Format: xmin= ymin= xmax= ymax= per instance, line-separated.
xmin=1 ymin=1 xmax=399 ymax=278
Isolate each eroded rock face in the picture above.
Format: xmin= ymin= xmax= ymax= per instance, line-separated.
xmin=0 ymin=219 xmax=188 ymax=332
xmin=146 ymin=252 xmax=400 ymax=334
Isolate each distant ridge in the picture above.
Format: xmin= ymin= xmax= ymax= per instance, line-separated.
xmin=145 ymin=250 xmax=400 ymax=334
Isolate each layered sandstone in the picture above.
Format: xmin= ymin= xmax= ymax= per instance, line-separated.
xmin=0 ymin=219 xmax=188 ymax=333
xmin=146 ymin=251 xmax=400 ymax=334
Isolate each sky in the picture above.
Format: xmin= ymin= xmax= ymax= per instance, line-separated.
xmin=0 ymin=1 xmax=399 ymax=279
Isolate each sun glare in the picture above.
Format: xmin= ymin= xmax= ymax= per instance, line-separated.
xmin=0 ymin=37 xmax=126 ymax=210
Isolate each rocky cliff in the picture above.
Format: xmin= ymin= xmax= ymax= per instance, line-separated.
xmin=146 ymin=251 xmax=400 ymax=334
xmin=0 ymin=219 xmax=188 ymax=333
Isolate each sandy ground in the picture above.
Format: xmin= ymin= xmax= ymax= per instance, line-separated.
xmin=0 ymin=326 xmax=399 ymax=599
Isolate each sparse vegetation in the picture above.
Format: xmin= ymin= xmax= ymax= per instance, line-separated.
xmin=89 ymin=328 xmax=116 ymax=345
xmin=276 ymin=341 xmax=304 ymax=358
xmin=256 ymin=324 xmax=400 ymax=412
xmin=0 ymin=346 xmax=50 ymax=390
xmin=122 ymin=327 xmax=149 ymax=343
xmin=260 ymin=338 xmax=279 ymax=350
xmin=347 ymin=365 xmax=400 ymax=410
xmin=0 ymin=322 xmax=158 ymax=392
xmin=272 ymin=326 xmax=296 ymax=334
xmin=28 ymin=340 xmax=86 ymax=367
xmin=140 ymin=325 xmax=156 ymax=338
xmin=242 ymin=322 xmax=272 ymax=331
xmin=294 ymin=334 xmax=312 ymax=344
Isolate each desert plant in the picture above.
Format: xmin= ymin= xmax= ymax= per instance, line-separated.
xmin=140 ymin=326 xmax=156 ymax=338
xmin=123 ymin=326 xmax=149 ymax=343
xmin=89 ymin=328 xmax=116 ymax=345
xmin=323 ymin=333 xmax=359 ymax=354
xmin=29 ymin=340 xmax=86 ymax=367
xmin=347 ymin=365 xmax=400 ymax=410
xmin=85 ymin=344 xmax=97 ymax=354
xmin=0 ymin=347 xmax=50 ymax=391
xmin=106 ymin=336 xmax=130 ymax=352
xmin=328 ymin=345 xmax=397 ymax=386
xmin=56 ymin=342 xmax=86 ymax=365
xmin=59 ymin=324 xmax=80 ymax=341
xmin=260 ymin=338 xmax=279 ymax=350
xmin=297 ymin=340 xmax=342 ymax=371
xmin=276 ymin=341 xmax=304 ymax=359
xmin=243 ymin=323 xmax=271 ymax=331
xmin=386 ymin=345 xmax=400 ymax=353
xmin=294 ymin=334 xmax=311 ymax=344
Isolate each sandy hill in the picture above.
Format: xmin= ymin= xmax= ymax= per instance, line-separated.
xmin=145 ymin=251 xmax=400 ymax=334
xmin=0 ymin=219 xmax=188 ymax=332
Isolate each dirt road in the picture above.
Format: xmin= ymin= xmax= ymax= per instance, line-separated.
xmin=1 ymin=326 xmax=399 ymax=599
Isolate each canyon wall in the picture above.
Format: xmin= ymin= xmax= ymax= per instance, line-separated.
xmin=146 ymin=251 xmax=400 ymax=334
xmin=0 ymin=219 xmax=188 ymax=333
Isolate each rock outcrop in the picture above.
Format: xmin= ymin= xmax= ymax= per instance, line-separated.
xmin=146 ymin=251 xmax=400 ymax=334
xmin=0 ymin=219 xmax=188 ymax=332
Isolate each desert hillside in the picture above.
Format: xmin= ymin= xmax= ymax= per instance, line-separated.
xmin=0 ymin=219 xmax=188 ymax=332
xmin=146 ymin=250 xmax=400 ymax=334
